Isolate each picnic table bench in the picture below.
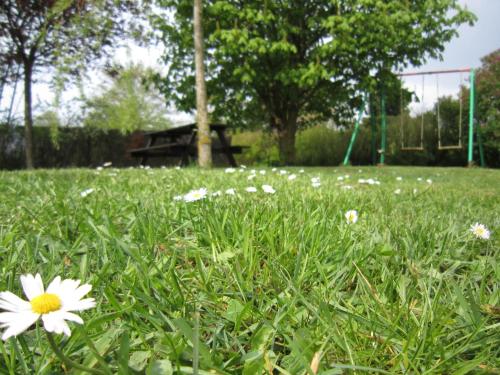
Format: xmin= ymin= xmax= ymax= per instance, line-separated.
xmin=129 ymin=123 xmax=246 ymax=167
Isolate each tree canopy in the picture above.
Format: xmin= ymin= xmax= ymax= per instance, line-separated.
xmin=82 ymin=64 xmax=172 ymax=133
xmin=153 ymin=0 xmax=475 ymax=164
xmin=0 ymin=0 xmax=150 ymax=168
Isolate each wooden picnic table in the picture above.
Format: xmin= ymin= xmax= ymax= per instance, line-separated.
xmin=129 ymin=123 xmax=245 ymax=167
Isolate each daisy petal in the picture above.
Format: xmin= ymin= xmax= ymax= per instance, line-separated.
xmin=61 ymin=312 xmax=84 ymax=324
xmin=64 ymin=298 xmax=96 ymax=312
xmin=1 ymin=312 xmax=39 ymax=341
xmin=20 ymin=274 xmax=44 ymax=301
xmin=42 ymin=312 xmax=72 ymax=337
xmin=46 ymin=276 xmax=61 ymax=294
xmin=0 ymin=292 xmax=31 ymax=312
xmin=73 ymin=284 xmax=92 ymax=301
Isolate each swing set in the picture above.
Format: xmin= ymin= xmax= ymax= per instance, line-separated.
xmin=342 ymin=68 xmax=485 ymax=167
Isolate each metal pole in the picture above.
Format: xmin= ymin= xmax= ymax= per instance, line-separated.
xmin=379 ymin=90 xmax=387 ymax=165
xmin=343 ymin=97 xmax=367 ymax=166
xmin=370 ymin=97 xmax=377 ymax=165
xmin=467 ymin=69 xmax=475 ymax=166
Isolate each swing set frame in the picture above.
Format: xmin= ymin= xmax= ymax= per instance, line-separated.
xmin=342 ymin=68 xmax=485 ymax=167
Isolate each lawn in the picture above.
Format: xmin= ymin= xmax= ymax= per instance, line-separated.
xmin=0 ymin=166 xmax=498 ymax=374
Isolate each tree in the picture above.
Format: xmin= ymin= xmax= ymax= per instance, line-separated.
xmin=82 ymin=64 xmax=172 ymax=133
xmin=153 ymin=0 xmax=475 ymax=164
xmin=474 ymin=49 xmax=499 ymax=163
xmin=193 ymin=0 xmax=212 ymax=167
xmin=0 ymin=0 xmax=148 ymax=168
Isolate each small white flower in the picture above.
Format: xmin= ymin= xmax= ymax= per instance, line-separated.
xmin=0 ymin=274 xmax=95 ymax=340
xmin=396 ymin=177 xmax=403 ymax=181
xmin=259 ymin=170 xmax=266 ymax=175
xmin=311 ymin=177 xmax=320 ymax=184
xmin=279 ymin=170 xmax=288 ymax=175
xmin=174 ymin=166 xmax=180 ymax=170
xmin=337 ymin=176 xmax=344 ymax=181
xmin=358 ymin=179 xmax=367 ymax=184
xmin=239 ymin=169 xmax=245 ymax=173
xmin=245 ymin=187 xmax=257 ymax=193
xmin=262 ymin=185 xmax=276 ymax=194
xmin=312 ymin=182 xmax=321 ymax=188
xmin=173 ymin=195 xmax=183 ymax=201
xmin=250 ymin=169 xmax=256 ymax=174
xmin=413 ymin=188 xmax=418 ymax=194
xmin=358 ymin=169 xmax=362 ymax=173
xmin=96 ymin=166 xmax=103 ymax=171
xmin=299 ymin=169 xmax=305 ymax=173
xmin=417 ymin=177 xmax=423 ymax=181
xmin=103 ymin=162 xmax=112 ymax=167
xmin=345 ymin=210 xmax=358 ymax=224
xmin=80 ymin=188 xmax=94 ymax=198
xmin=161 ymin=166 xmax=166 ymax=169
xmin=272 ymin=168 xmax=277 ymax=172
xmin=470 ymin=223 xmax=491 ymax=240
xmin=344 ymin=175 xmax=350 ymax=179
xmin=183 ymin=188 xmax=208 ymax=202
xmin=225 ymin=188 xmax=236 ymax=195
xmin=225 ymin=168 xmax=236 ymax=173
xmin=426 ymin=179 xmax=432 ymax=184
xmin=211 ymin=191 xmax=222 ymax=197
xmin=288 ymin=174 xmax=297 ymax=180
xmin=342 ymin=185 xmax=353 ymax=190
xmin=247 ymin=174 xmax=256 ymax=180
xmin=145 ymin=166 xmax=151 ymax=170
xmin=394 ymin=189 xmax=401 ymax=195
xmin=240 ymin=164 xmax=247 ymax=169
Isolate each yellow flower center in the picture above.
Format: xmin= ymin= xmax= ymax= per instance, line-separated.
xmin=31 ymin=293 xmax=61 ymax=314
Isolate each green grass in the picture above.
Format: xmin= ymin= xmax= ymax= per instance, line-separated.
xmin=0 ymin=166 xmax=498 ymax=374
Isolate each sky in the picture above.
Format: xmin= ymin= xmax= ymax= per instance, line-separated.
xmin=1 ymin=0 xmax=499 ymax=124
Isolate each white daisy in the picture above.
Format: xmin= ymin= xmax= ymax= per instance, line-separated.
xmin=394 ymin=189 xmax=401 ymax=195
xmin=225 ymin=188 xmax=236 ymax=195
xmin=0 ymin=274 xmax=95 ymax=340
xmin=183 ymin=188 xmax=208 ymax=202
xmin=337 ymin=176 xmax=344 ymax=181
xmin=174 ymin=166 xmax=181 ymax=170
xmin=396 ymin=176 xmax=403 ymax=181
xmin=245 ymin=187 xmax=257 ymax=193
xmin=211 ymin=191 xmax=222 ymax=197
xmin=345 ymin=210 xmax=358 ymax=224
xmin=96 ymin=166 xmax=103 ymax=171
xmin=262 ymin=185 xmax=276 ymax=194
xmin=240 ymin=164 xmax=247 ymax=169
xmin=279 ymin=170 xmax=288 ymax=175
xmin=299 ymin=169 xmax=305 ymax=173
xmin=470 ymin=223 xmax=491 ymax=240
xmin=247 ymin=174 xmax=256 ymax=180
xmin=259 ymin=170 xmax=266 ymax=175
xmin=312 ymin=182 xmax=321 ymax=188
xmin=225 ymin=168 xmax=236 ymax=173
xmin=288 ymin=174 xmax=297 ymax=181
xmin=426 ymin=179 xmax=432 ymax=184
xmin=80 ymin=188 xmax=94 ymax=198
xmin=102 ymin=162 xmax=112 ymax=167
xmin=271 ymin=168 xmax=277 ymax=172
xmin=417 ymin=177 xmax=423 ymax=181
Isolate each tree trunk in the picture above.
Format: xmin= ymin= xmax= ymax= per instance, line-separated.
xmin=275 ymin=113 xmax=298 ymax=165
xmin=193 ymin=0 xmax=212 ymax=168
xmin=23 ymin=62 xmax=34 ymax=169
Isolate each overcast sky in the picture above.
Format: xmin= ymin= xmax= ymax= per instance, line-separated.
xmin=2 ymin=0 xmax=499 ymax=124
